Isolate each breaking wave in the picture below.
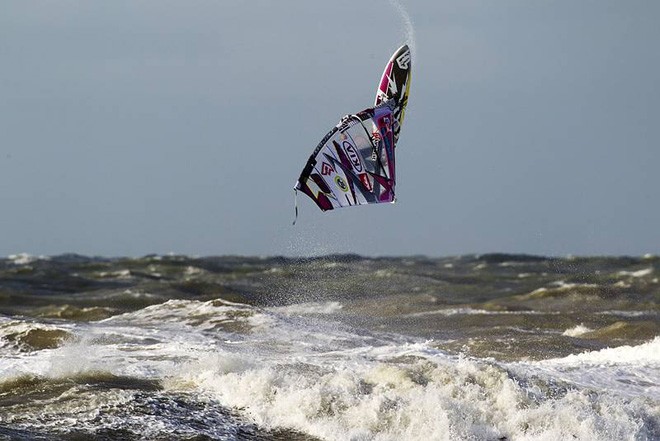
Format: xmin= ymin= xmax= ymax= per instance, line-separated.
xmin=2 ymin=299 xmax=657 ymax=440
xmin=1 ymin=254 xmax=658 ymax=439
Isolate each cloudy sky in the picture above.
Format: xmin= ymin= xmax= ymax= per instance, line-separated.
xmin=1 ymin=1 xmax=658 ymax=257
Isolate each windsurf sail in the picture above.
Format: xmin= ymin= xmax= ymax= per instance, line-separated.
xmin=294 ymin=45 xmax=411 ymax=220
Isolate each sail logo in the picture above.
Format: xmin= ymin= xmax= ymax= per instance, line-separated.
xmin=321 ymin=162 xmax=335 ymax=176
xmin=396 ymin=50 xmax=411 ymax=69
xmin=372 ymin=130 xmax=382 ymax=146
xmin=343 ymin=142 xmax=363 ymax=172
xmin=359 ymin=173 xmax=373 ymax=192
xmin=334 ymin=176 xmax=349 ymax=192
xmin=387 ymin=75 xmax=398 ymax=95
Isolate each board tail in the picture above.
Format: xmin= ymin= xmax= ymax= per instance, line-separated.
xmin=375 ymin=44 xmax=412 ymax=143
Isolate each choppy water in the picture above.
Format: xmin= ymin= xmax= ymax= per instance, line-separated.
xmin=1 ymin=253 xmax=658 ymax=440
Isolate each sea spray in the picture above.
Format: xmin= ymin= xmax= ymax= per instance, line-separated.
xmin=389 ymin=0 xmax=416 ymax=59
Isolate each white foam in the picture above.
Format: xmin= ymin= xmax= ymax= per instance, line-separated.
xmin=403 ymin=308 xmax=559 ymax=318
xmin=549 ymin=281 xmax=600 ymax=289
xmin=2 ymin=300 xmax=657 ymax=441
xmin=562 ymin=324 xmax=593 ymax=337
xmin=172 ymin=343 xmax=656 ymax=441
xmin=7 ymin=253 xmax=50 ymax=265
xmin=547 ymin=337 xmax=660 ymax=366
xmin=517 ymin=338 xmax=660 ymax=403
xmin=96 ymin=269 xmax=132 ymax=278
xmin=618 ymin=267 xmax=653 ymax=277
xmin=598 ymin=310 xmax=657 ymax=318
xmin=270 ymin=301 xmax=343 ymax=316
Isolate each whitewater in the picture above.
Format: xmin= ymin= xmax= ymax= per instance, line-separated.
xmin=1 ymin=254 xmax=658 ymax=440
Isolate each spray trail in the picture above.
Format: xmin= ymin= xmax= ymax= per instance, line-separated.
xmin=389 ymin=0 xmax=416 ymax=59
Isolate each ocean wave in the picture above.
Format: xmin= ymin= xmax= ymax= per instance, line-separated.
xmin=562 ymin=324 xmax=593 ymax=337
xmin=579 ymin=321 xmax=659 ymax=340
xmin=172 ymin=343 xmax=657 ymax=441
xmin=269 ymin=301 xmax=344 ymax=316
xmin=518 ymin=337 xmax=660 ymax=405
xmin=618 ymin=267 xmax=654 ymax=278
xmin=520 ymin=283 xmax=602 ymax=300
xmin=0 ymin=372 xmax=275 ymax=441
xmin=6 ymin=253 xmax=50 ymax=265
xmin=0 ymin=321 xmax=73 ymax=352
xmin=545 ymin=336 xmax=660 ymax=366
xmin=402 ymin=307 xmax=559 ymax=318
xmin=35 ymin=304 xmax=117 ymax=321
xmin=101 ymin=298 xmax=264 ymax=334
xmin=2 ymin=301 xmax=657 ymax=440
xmin=1 ymin=253 xmax=658 ymax=440
xmin=598 ymin=310 xmax=659 ymax=318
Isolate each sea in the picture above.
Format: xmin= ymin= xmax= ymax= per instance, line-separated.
xmin=0 ymin=253 xmax=658 ymax=441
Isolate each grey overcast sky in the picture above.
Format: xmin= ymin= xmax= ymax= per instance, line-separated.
xmin=1 ymin=1 xmax=659 ymax=257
